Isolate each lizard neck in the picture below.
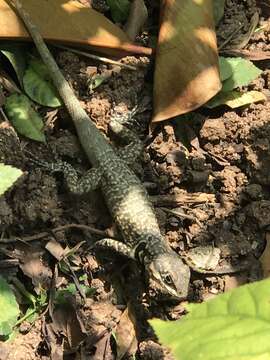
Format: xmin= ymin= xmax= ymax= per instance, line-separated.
xmin=134 ymin=234 xmax=171 ymax=266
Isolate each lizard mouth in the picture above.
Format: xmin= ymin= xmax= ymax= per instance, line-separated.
xmin=148 ymin=274 xmax=187 ymax=301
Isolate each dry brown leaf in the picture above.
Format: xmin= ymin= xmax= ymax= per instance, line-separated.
xmin=15 ymin=243 xmax=52 ymax=292
xmin=44 ymin=322 xmax=64 ymax=360
xmin=115 ymin=305 xmax=137 ymax=360
xmin=124 ymin=0 xmax=148 ymax=41
xmin=0 ymin=70 xmax=21 ymax=94
xmin=51 ymin=301 xmax=86 ymax=352
xmin=260 ymin=232 xmax=270 ymax=278
xmin=152 ymin=0 xmax=221 ymax=123
xmin=1 ymin=0 xmax=151 ymax=57
xmin=222 ymin=49 xmax=270 ymax=61
xmin=45 ymin=239 xmax=65 ymax=261
xmin=223 ymin=274 xmax=248 ymax=292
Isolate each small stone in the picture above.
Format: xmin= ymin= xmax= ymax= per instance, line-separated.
xmin=168 ymin=217 xmax=179 ymax=227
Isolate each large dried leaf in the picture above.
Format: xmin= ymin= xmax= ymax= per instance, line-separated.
xmin=124 ymin=0 xmax=148 ymax=41
xmin=152 ymin=0 xmax=221 ymax=123
xmin=115 ymin=305 xmax=137 ymax=360
xmin=1 ymin=0 xmax=150 ymax=56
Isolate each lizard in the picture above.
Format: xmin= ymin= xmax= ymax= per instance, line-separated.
xmin=10 ymin=0 xmax=191 ymax=300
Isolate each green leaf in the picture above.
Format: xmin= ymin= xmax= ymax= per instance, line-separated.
xmin=0 ymin=44 xmax=28 ymax=87
xmin=5 ymin=93 xmax=46 ymax=142
xmin=22 ymin=306 xmax=38 ymax=324
xmin=106 ymin=0 xmax=130 ymax=22
xmin=55 ymin=283 xmax=95 ymax=304
xmin=220 ymin=57 xmax=262 ymax=92
xmin=213 ymin=0 xmax=225 ymax=25
xmin=207 ymin=90 xmax=266 ymax=108
xmin=0 ymin=277 xmax=20 ymax=336
xmin=219 ymin=56 xmax=233 ymax=82
xmin=23 ymin=58 xmax=61 ymax=107
xmin=150 ymin=279 xmax=270 ymax=360
xmin=0 ymin=163 xmax=23 ymax=196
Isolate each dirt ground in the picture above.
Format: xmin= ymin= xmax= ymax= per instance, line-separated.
xmin=0 ymin=0 xmax=270 ymax=359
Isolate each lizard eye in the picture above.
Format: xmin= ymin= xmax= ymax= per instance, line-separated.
xmin=163 ymin=274 xmax=173 ymax=285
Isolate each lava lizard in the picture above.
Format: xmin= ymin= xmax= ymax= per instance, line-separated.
xmin=11 ymin=0 xmax=190 ymax=300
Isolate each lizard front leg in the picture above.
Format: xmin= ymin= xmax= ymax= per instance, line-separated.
xmin=109 ymin=109 xmax=143 ymax=166
xmin=94 ymin=238 xmax=135 ymax=259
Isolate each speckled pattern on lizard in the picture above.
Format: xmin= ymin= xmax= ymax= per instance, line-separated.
xmin=12 ymin=0 xmax=190 ymax=300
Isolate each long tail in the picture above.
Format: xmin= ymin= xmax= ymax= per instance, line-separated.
xmin=10 ymin=0 xmax=98 ymax=134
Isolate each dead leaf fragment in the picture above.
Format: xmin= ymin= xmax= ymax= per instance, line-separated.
xmin=152 ymin=0 xmax=221 ymax=122
xmin=115 ymin=305 xmax=137 ymax=360
xmin=124 ymin=0 xmax=148 ymax=41
xmin=222 ymin=49 xmax=270 ymax=61
xmin=1 ymin=0 xmax=151 ymax=56
xmin=207 ymin=90 xmax=267 ymax=109
xmin=15 ymin=243 xmax=52 ymax=292
xmin=260 ymin=232 xmax=270 ymax=278
xmin=49 ymin=300 xmax=86 ymax=352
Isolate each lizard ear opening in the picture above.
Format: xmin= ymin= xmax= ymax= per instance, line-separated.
xmin=134 ymin=241 xmax=147 ymax=264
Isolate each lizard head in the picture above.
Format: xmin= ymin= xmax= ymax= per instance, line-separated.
xmin=146 ymin=251 xmax=190 ymax=301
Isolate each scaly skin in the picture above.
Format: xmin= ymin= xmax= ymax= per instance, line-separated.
xmin=12 ymin=0 xmax=190 ymax=300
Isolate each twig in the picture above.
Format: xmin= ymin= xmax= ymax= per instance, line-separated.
xmin=0 ymin=259 xmax=19 ymax=267
xmin=151 ymin=193 xmax=216 ymax=206
xmin=218 ymin=24 xmax=244 ymax=51
xmin=161 ymin=207 xmax=201 ymax=226
xmin=0 ymin=224 xmax=109 ymax=244
xmin=54 ymin=44 xmax=137 ymax=70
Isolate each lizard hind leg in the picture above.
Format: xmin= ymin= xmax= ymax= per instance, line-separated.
xmin=29 ymin=156 xmax=102 ymax=195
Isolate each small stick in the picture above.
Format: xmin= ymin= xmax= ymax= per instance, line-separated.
xmin=0 ymin=224 xmax=109 ymax=243
xmin=54 ymin=44 xmax=137 ymax=70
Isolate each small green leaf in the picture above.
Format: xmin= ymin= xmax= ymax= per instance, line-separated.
xmin=0 ymin=277 xmax=20 ymax=336
xmin=55 ymin=283 xmax=95 ymax=304
xmin=22 ymin=306 xmax=38 ymax=324
xmin=207 ymin=90 xmax=266 ymax=108
xmin=23 ymin=58 xmax=61 ymax=107
xmin=106 ymin=0 xmax=130 ymax=22
xmin=0 ymin=163 xmax=23 ymax=196
xmin=150 ymin=279 xmax=270 ymax=360
xmin=220 ymin=57 xmax=262 ymax=92
xmin=219 ymin=56 xmax=233 ymax=82
xmin=5 ymin=93 xmax=46 ymax=142
xmin=0 ymin=44 xmax=28 ymax=87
